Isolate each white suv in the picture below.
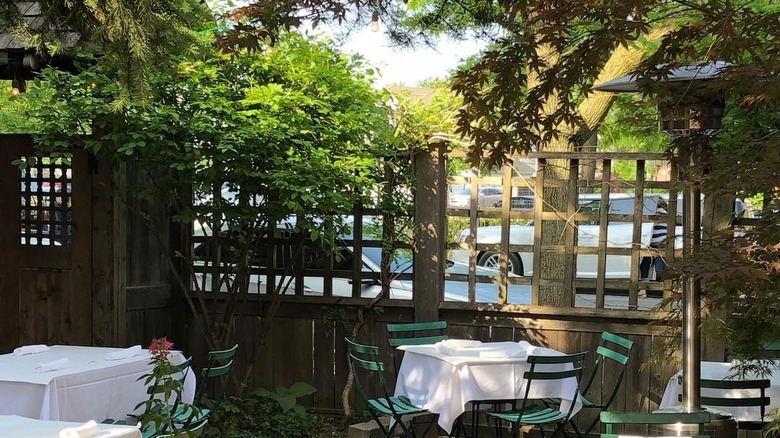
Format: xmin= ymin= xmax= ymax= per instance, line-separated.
xmin=451 ymin=193 xmax=674 ymax=278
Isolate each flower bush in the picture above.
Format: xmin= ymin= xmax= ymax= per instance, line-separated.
xmin=136 ymin=337 xmax=196 ymax=436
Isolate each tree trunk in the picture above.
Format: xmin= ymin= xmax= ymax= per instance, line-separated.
xmin=533 ymin=26 xmax=674 ymax=305
xmin=579 ymin=130 xmax=598 ymax=192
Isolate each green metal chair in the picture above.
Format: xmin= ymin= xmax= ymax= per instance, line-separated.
xmin=346 ymin=337 xmax=433 ymax=438
xmin=104 ymin=357 xmax=193 ymax=427
xmin=386 ymin=321 xmax=448 ymax=372
xmin=574 ymin=332 xmax=634 ymax=436
xmin=700 ymin=378 xmax=770 ymax=432
xmin=600 ymin=411 xmax=711 ymax=438
xmin=174 ymin=344 xmax=238 ymax=429
xmin=547 ymin=332 xmax=634 ymax=437
xmin=484 ymin=352 xmax=588 ymax=438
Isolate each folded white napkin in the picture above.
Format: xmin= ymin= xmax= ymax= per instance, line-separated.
xmin=59 ymin=420 xmax=99 ymax=438
xmin=478 ymin=345 xmax=527 ymax=358
xmin=437 ymin=339 xmax=483 ymax=349
xmin=104 ymin=345 xmax=142 ymax=361
xmin=435 ymin=339 xmax=483 ymax=356
xmin=14 ymin=344 xmax=50 ymax=356
xmin=35 ymin=357 xmax=69 ymax=373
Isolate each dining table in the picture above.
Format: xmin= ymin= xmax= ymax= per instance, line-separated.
xmin=0 ymin=345 xmax=195 ymax=423
xmin=659 ymin=360 xmax=780 ymax=421
xmin=393 ymin=339 xmax=583 ymax=434
xmin=0 ymin=415 xmax=142 ymax=438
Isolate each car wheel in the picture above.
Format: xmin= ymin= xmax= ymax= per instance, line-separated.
xmin=477 ymin=251 xmax=523 ymax=276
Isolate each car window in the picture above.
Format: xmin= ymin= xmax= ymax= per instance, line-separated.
xmin=609 ymin=198 xmax=634 ymax=215
xmin=362 ymin=247 xmax=413 ymax=273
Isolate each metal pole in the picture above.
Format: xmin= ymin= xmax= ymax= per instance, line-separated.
xmin=682 ymin=184 xmax=702 ymax=411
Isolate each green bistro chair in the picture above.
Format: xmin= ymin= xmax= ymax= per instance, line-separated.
xmin=600 ymin=411 xmax=711 ymax=438
xmin=574 ymin=332 xmax=634 ymax=437
xmin=547 ymin=332 xmax=634 ymax=437
xmin=346 ymin=337 xmax=433 ymax=438
xmin=174 ymin=344 xmax=238 ymax=429
xmin=700 ymin=378 xmax=770 ymax=432
xmin=104 ymin=357 xmax=193 ymax=427
xmin=485 ymin=352 xmax=588 ymax=438
xmin=386 ymin=321 xmax=448 ymax=372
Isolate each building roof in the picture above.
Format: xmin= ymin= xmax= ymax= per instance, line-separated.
xmin=593 ymin=61 xmax=727 ymax=93
xmin=0 ymin=3 xmax=80 ymax=80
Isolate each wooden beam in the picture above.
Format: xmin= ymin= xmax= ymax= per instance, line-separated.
xmin=412 ymin=141 xmax=445 ymax=322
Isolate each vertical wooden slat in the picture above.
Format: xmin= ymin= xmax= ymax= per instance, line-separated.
xmin=499 ymin=164 xmax=512 ymax=304
xmin=381 ymin=161 xmax=394 ymax=300
xmin=665 ymin=160 xmax=679 ymax=306
xmin=630 ymin=161 xmax=646 ymax=309
xmin=580 ymin=331 xmax=603 ymax=432
xmin=93 ymin=159 xmax=125 ymax=346
xmin=323 ymin=218 xmax=333 ymax=297
xmin=351 ymin=205 xmax=363 ymax=298
xmin=491 ymin=325 xmax=513 ymax=342
xmin=531 ymin=159 xmax=545 ymax=305
xmin=333 ymin=322 xmax=350 ymax=413
xmin=468 ymin=168 xmax=479 ymax=303
xmin=564 ymin=159 xmax=579 ymax=307
xmin=595 ymin=160 xmax=612 ymax=308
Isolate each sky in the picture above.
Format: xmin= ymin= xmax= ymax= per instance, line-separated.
xmin=332 ymin=25 xmax=485 ymax=88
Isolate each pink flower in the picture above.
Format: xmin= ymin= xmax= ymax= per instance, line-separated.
xmin=148 ymin=337 xmax=174 ymax=357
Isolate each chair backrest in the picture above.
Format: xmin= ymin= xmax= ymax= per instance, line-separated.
xmin=386 ymin=321 xmax=449 ymax=347
xmin=600 ymin=411 xmax=711 ymax=438
xmin=762 ymin=342 xmax=780 ymax=358
xmin=345 ymin=338 xmax=394 ymax=413
xmin=194 ymin=344 xmax=238 ymax=410
xmin=520 ymin=352 xmax=587 ymax=419
xmin=700 ymin=378 xmax=770 ymax=420
xmin=386 ymin=321 xmax=448 ymax=370
xmin=581 ymin=332 xmax=634 ymax=408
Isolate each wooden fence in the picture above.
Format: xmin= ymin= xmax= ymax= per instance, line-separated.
xmin=180 ymin=143 xmax=732 ymax=425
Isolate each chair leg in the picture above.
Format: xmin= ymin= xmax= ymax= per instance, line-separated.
xmin=416 ymin=414 xmax=438 ymax=438
xmin=567 ymin=408 xmax=601 ymax=438
xmin=471 ymin=403 xmax=479 ymax=438
xmin=368 ymin=410 xmax=393 ymax=438
xmin=568 ymin=419 xmax=584 ymax=438
xmin=540 ymin=422 xmax=568 ymax=438
xmin=451 ymin=415 xmax=468 ymax=438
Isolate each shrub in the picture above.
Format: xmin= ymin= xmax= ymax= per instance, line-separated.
xmin=205 ymin=394 xmax=322 ymax=438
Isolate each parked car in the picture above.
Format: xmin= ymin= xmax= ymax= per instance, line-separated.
xmin=448 ymin=186 xmax=504 ymax=209
xmin=192 ymin=219 xmax=529 ymax=303
xmin=451 ymin=193 xmax=679 ymax=278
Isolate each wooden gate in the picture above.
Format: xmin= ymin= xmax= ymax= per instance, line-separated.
xmin=0 ymin=135 xmax=93 ymax=351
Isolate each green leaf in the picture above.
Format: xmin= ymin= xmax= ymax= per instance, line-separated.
xmin=277 ymin=394 xmax=296 ymax=412
xmin=289 ymin=381 xmax=316 ymax=397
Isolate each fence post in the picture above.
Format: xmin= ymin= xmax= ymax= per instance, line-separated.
xmin=413 ymin=140 xmax=446 ymax=322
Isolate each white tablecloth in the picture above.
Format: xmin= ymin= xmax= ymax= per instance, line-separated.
xmin=0 ymin=345 xmax=196 ymax=422
xmin=659 ymin=361 xmax=780 ymax=421
xmin=394 ymin=341 xmax=583 ymax=434
xmin=0 ymin=415 xmax=142 ymax=438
